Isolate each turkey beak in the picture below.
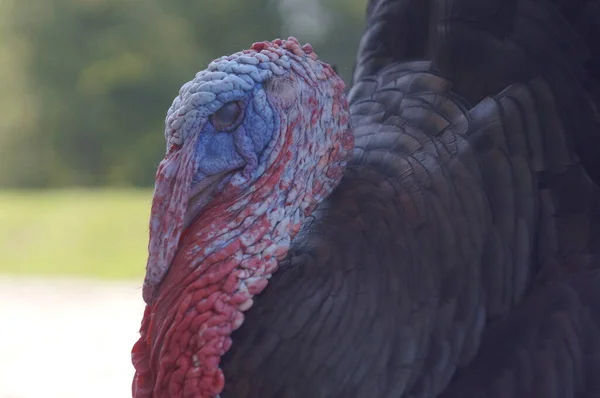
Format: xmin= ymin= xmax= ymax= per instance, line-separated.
xmin=182 ymin=170 xmax=232 ymax=230
xmin=142 ymin=134 xmax=199 ymax=304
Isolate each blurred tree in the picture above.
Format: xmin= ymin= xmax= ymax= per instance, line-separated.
xmin=0 ymin=0 xmax=367 ymax=188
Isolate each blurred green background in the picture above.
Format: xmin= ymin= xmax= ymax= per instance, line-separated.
xmin=0 ymin=0 xmax=368 ymax=280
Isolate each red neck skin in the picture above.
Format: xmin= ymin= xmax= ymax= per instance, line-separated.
xmin=131 ymin=111 xmax=353 ymax=397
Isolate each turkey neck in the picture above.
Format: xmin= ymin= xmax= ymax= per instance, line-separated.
xmin=132 ymin=128 xmax=353 ymax=397
xmin=134 ymin=166 xmax=304 ymax=397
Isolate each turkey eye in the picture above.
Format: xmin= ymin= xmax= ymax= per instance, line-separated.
xmin=211 ymin=101 xmax=243 ymax=131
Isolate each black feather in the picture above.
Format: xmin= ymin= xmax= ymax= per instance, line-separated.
xmin=220 ymin=1 xmax=600 ymax=397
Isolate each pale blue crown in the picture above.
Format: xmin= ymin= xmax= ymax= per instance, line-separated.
xmin=164 ymin=50 xmax=295 ymax=149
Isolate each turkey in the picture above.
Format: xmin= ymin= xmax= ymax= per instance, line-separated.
xmin=131 ymin=0 xmax=600 ymax=397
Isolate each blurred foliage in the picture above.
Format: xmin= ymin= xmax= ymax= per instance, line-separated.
xmin=0 ymin=0 xmax=367 ymax=188
xmin=0 ymin=189 xmax=151 ymax=279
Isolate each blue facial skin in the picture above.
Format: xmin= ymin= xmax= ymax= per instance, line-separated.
xmin=192 ymin=83 xmax=276 ymax=184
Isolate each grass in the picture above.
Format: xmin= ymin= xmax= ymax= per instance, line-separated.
xmin=0 ymin=189 xmax=153 ymax=280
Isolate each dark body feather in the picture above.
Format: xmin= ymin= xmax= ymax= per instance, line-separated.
xmin=221 ymin=1 xmax=600 ymax=396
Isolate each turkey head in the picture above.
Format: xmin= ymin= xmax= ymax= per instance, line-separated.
xmin=131 ymin=37 xmax=354 ymax=398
